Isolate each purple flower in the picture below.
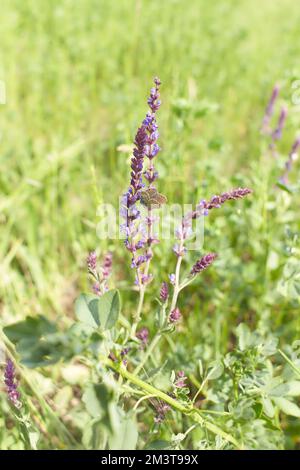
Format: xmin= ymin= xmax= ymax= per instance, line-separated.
xmin=143 ymin=78 xmax=161 ymax=186
xmin=102 ymin=252 xmax=113 ymax=279
xmin=136 ymin=327 xmax=149 ymax=345
xmin=128 ymin=126 xmax=148 ymax=207
xmin=169 ymin=307 xmax=181 ymax=323
xmin=87 ymin=251 xmax=97 ymax=273
xmin=173 ymin=243 xmax=187 ymax=257
xmin=272 ymin=106 xmax=288 ymax=141
xmin=191 ymin=253 xmax=217 ymax=275
xmin=131 ymin=253 xmax=152 ymax=269
xmin=175 ymin=370 xmax=187 ymax=388
xmin=144 ymin=169 xmax=159 ymax=184
xmin=169 ymin=273 xmax=176 ymax=285
xmin=280 ymin=136 xmax=300 ymax=184
xmin=154 ymin=400 xmax=171 ymax=424
xmin=93 ymin=282 xmax=101 ymax=296
xmin=160 ymin=282 xmax=169 ymax=302
xmin=192 ymin=188 xmax=252 ymax=216
xmin=261 ymin=84 xmax=280 ymax=134
xmin=4 ymin=359 xmax=22 ymax=408
xmin=147 ymin=77 xmax=162 ymax=113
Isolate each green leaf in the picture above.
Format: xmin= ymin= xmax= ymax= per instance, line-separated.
xmin=3 ymin=315 xmax=56 ymax=343
xmin=236 ymin=323 xmax=253 ymax=351
xmin=273 ymin=397 xmax=300 ymax=418
xmin=109 ymin=414 xmax=138 ymax=450
xmin=97 ymin=290 xmax=120 ymax=330
xmin=206 ymin=360 xmax=224 ymax=380
xmin=3 ymin=315 xmax=100 ymax=368
xmin=82 ymin=383 xmax=117 ymax=434
xmin=262 ymin=397 xmax=275 ymax=418
xmin=83 ymin=384 xmax=111 ymax=419
xmin=75 ymin=294 xmax=100 ymax=328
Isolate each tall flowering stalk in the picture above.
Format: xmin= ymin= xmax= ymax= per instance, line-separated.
xmin=261 ymin=84 xmax=279 ymax=135
xmin=261 ymin=84 xmax=299 ymax=185
xmin=169 ymin=188 xmax=252 ymax=316
xmin=4 ymin=358 xmax=22 ymax=409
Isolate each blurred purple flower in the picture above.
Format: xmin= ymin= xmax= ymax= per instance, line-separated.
xmin=169 ymin=307 xmax=181 ymax=323
xmin=261 ymin=84 xmax=280 ymax=134
xmin=280 ymin=136 xmax=300 ymax=185
xmin=102 ymin=252 xmax=113 ymax=279
xmin=154 ymin=400 xmax=171 ymax=424
xmin=136 ymin=327 xmax=149 ymax=345
xmin=4 ymin=359 xmax=22 ymax=408
xmin=169 ymin=273 xmax=176 ymax=285
xmin=160 ymin=282 xmax=169 ymax=302
xmin=93 ymin=282 xmax=101 ymax=296
xmin=191 ymin=253 xmax=217 ymax=275
xmin=272 ymin=106 xmax=288 ymax=142
xmin=175 ymin=370 xmax=187 ymax=388
xmin=192 ymin=188 xmax=252 ymax=217
xmin=87 ymin=251 xmax=97 ymax=273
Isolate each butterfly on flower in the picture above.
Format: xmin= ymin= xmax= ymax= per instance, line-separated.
xmin=140 ymin=188 xmax=167 ymax=208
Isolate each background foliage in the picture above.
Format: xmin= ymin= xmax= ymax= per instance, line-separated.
xmin=1 ymin=0 xmax=300 ymax=450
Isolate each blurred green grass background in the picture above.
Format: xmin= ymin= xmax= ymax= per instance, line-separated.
xmin=0 ymin=0 xmax=300 ymax=328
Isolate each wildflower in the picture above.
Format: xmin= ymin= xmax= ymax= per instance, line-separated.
xmin=191 ymin=253 xmax=217 ymax=275
xmin=169 ymin=307 xmax=181 ymax=323
xmin=261 ymin=84 xmax=280 ymax=134
xmin=87 ymin=251 xmax=97 ymax=273
xmin=143 ymin=78 xmax=161 ymax=185
xmin=102 ymin=252 xmax=113 ymax=279
xmin=160 ymin=282 xmax=169 ymax=302
xmin=175 ymin=370 xmax=188 ymax=388
xmin=121 ymin=347 xmax=131 ymax=366
xmin=169 ymin=273 xmax=176 ymax=285
xmin=154 ymin=400 xmax=171 ymax=424
xmin=280 ymin=136 xmax=300 ymax=184
xmin=173 ymin=243 xmax=187 ymax=257
xmin=136 ymin=327 xmax=149 ymax=345
xmin=4 ymin=359 xmax=22 ymax=409
xmin=93 ymin=282 xmax=101 ymax=296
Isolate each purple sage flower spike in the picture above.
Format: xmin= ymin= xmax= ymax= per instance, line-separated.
xmin=192 ymin=188 xmax=252 ymax=217
xmin=190 ymin=253 xmax=217 ymax=275
xmin=175 ymin=370 xmax=188 ymax=388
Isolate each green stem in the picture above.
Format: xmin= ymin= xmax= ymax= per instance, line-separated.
xmin=133 ymin=332 xmax=162 ymax=375
xmin=278 ymin=349 xmax=300 ymax=378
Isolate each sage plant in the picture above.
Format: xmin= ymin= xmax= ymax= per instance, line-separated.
xmin=121 ymin=78 xmax=162 ymax=335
